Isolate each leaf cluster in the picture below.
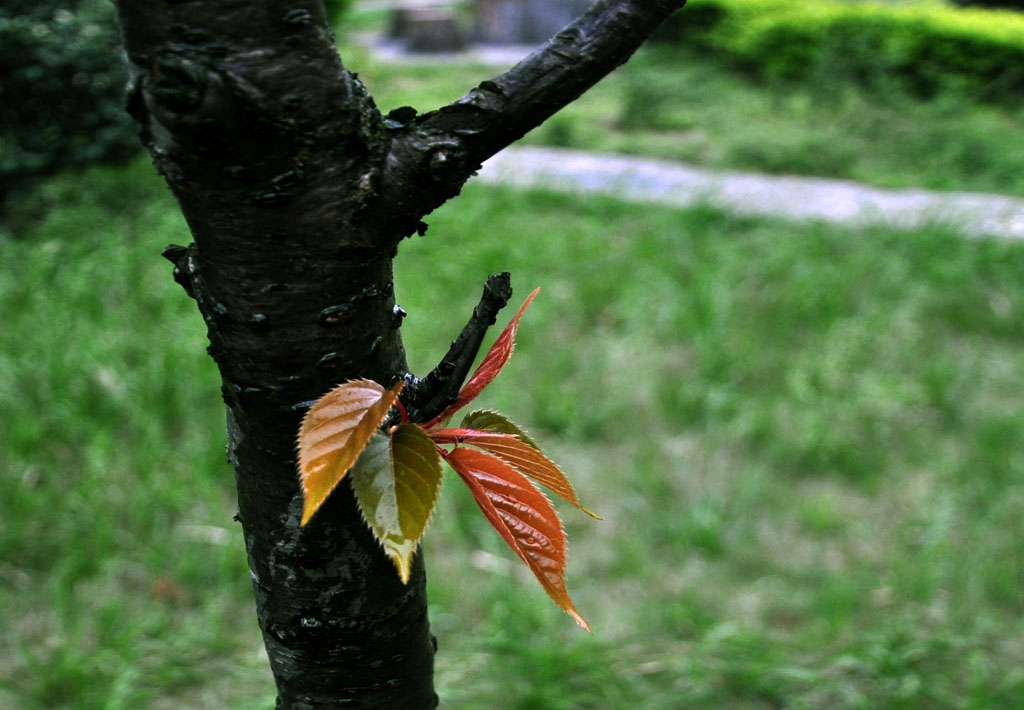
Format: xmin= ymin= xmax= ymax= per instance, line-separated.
xmin=297 ymin=289 xmax=594 ymax=630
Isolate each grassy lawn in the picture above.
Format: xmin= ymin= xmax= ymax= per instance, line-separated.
xmin=342 ymin=17 xmax=1024 ymax=197
xmin=2 ymin=157 xmax=1024 ymax=708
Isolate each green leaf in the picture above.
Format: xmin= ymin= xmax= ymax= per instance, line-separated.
xmin=349 ymin=424 xmax=443 ymax=583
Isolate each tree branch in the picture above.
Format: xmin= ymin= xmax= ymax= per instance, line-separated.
xmin=375 ymin=0 xmax=686 ymax=233
xmin=392 ymin=272 xmax=513 ymax=425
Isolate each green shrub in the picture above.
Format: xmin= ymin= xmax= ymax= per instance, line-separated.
xmin=651 ymin=1 xmax=727 ymax=45
xmin=324 ymin=0 xmax=353 ymax=27
xmin=0 ymin=1 xmax=139 ymax=206
xmin=954 ymin=0 xmax=1024 ymax=10
xmin=655 ymin=0 xmax=1024 ymax=100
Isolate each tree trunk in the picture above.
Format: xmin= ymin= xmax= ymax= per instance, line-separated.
xmin=113 ymin=1 xmax=683 ymax=707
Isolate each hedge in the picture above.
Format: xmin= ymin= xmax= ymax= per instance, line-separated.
xmin=954 ymin=1 xmax=1024 ymax=9
xmin=324 ymin=0 xmax=353 ymax=28
xmin=0 ymin=1 xmax=142 ymax=204
xmin=0 ymin=0 xmax=355 ymax=208
xmin=656 ymin=0 xmax=1024 ymax=99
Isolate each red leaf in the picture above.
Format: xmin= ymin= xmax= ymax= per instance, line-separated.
xmin=428 ymin=428 xmax=509 ymax=443
xmin=431 ymin=429 xmax=598 ymax=518
xmin=444 ymin=447 xmax=590 ymax=631
xmin=426 ymin=287 xmax=539 ymax=427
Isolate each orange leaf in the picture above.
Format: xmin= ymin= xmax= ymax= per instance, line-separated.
xmin=297 ymin=379 xmax=403 ymax=526
xmin=426 ymin=288 xmax=539 ymax=427
xmin=444 ymin=447 xmax=590 ymax=631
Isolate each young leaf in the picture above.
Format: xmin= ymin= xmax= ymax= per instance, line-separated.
xmin=427 ymin=287 xmax=539 ymax=426
xmin=349 ymin=425 xmax=443 ymax=583
xmin=461 ymin=409 xmax=540 ymax=449
xmin=444 ymin=446 xmax=590 ymax=631
xmin=297 ymin=379 xmax=403 ymax=526
xmin=432 ymin=427 xmax=598 ymax=519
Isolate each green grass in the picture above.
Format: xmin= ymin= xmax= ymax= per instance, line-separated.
xmin=3 ymin=158 xmax=1024 ymax=708
xmin=0 ymin=162 xmax=265 ymax=709
xmin=344 ymin=31 xmax=1024 ymax=197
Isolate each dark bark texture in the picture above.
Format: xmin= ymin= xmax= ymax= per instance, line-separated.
xmin=113 ymin=1 xmax=683 ymax=707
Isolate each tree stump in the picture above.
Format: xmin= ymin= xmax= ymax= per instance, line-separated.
xmin=406 ymin=8 xmax=466 ymax=53
xmin=475 ymin=0 xmax=591 ymax=45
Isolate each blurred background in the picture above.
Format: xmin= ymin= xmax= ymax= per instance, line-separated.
xmin=3 ymin=0 xmax=1024 ymax=707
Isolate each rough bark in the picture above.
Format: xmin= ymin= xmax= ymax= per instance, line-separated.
xmin=113 ymin=1 xmax=684 ymax=707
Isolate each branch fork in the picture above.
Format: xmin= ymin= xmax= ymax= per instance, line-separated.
xmin=392 ymin=272 xmax=513 ymax=426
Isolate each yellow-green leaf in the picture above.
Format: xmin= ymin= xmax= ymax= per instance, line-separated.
xmin=350 ymin=424 xmax=443 ymax=583
xmin=297 ymin=379 xmax=403 ymax=526
xmin=461 ymin=409 xmax=540 ymax=449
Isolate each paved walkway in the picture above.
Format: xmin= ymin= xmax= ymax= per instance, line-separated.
xmin=359 ymin=33 xmax=1024 ymax=240
xmin=477 ymin=146 xmax=1024 ymax=241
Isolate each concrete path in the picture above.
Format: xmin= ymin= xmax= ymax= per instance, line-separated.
xmin=358 ymin=33 xmax=1024 ymax=240
xmin=477 ymin=146 xmax=1024 ymax=241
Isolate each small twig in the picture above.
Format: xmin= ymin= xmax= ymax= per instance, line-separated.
xmin=389 ymin=272 xmax=513 ymax=426
xmin=161 ymin=243 xmax=198 ymax=299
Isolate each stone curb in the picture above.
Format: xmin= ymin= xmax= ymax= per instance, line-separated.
xmin=477 ymin=146 xmax=1024 ymax=241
